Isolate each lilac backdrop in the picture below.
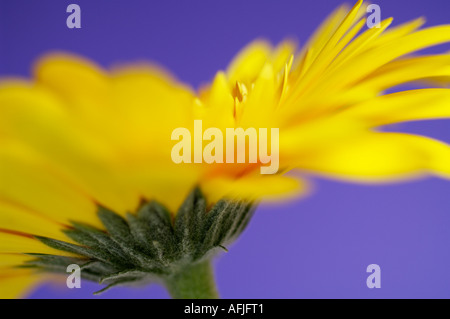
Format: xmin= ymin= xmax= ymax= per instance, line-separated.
xmin=1 ymin=0 xmax=450 ymax=298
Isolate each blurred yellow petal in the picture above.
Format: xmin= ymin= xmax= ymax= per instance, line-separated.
xmin=0 ymin=200 xmax=72 ymax=241
xmin=0 ymin=141 xmax=99 ymax=227
xmin=368 ymin=17 xmax=426 ymax=49
xmin=329 ymin=18 xmax=393 ymax=71
xmin=0 ymin=269 xmax=41 ymax=299
xmin=297 ymin=133 xmax=450 ymax=181
xmin=356 ymin=55 xmax=450 ymax=91
xmin=270 ymin=40 xmax=297 ymax=75
xmin=341 ymin=89 xmax=450 ymax=125
xmin=298 ymin=4 xmax=350 ymax=69
xmin=0 ymin=83 xmax=141 ymax=215
xmin=202 ymin=174 xmax=308 ymax=204
xmin=226 ymin=40 xmax=272 ymax=86
xmin=291 ymin=0 xmax=364 ymax=95
xmin=323 ymin=25 xmax=450 ymax=90
xmin=34 ymin=53 xmax=109 ymax=103
xmin=240 ymin=64 xmax=277 ymax=127
xmin=0 ymin=231 xmax=73 ymax=256
xmin=0 ymin=254 xmax=33 ymax=267
xmin=198 ymin=71 xmax=235 ymax=129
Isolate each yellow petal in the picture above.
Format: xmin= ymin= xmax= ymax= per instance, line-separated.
xmin=292 ymin=0 xmax=364 ymax=93
xmin=296 ymin=133 xmax=450 ymax=182
xmin=0 ymin=254 xmax=33 ymax=268
xmin=330 ymin=18 xmax=394 ymax=71
xmin=199 ymin=71 xmax=235 ymax=129
xmin=298 ymin=4 xmax=351 ymax=70
xmin=324 ymin=25 xmax=450 ymax=90
xmin=0 ymin=141 xmax=99 ymax=227
xmin=0 ymin=268 xmax=42 ymax=299
xmin=0 ymin=83 xmax=140 ymax=216
xmin=270 ymin=40 xmax=297 ymax=75
xmin=356 ymin=55 xmax=450 ymax=91
xmin=0 ymin=230 xmax=74 ymax=256
xmin=226 ymin=40 xmax=272 ymax=87
xmin=368 ymin=17 xmax=426 ymax=49
xmin=202 ymin=174 xmax=308 ymax=204
xmin=0 ymin=199 xmax=72 ymax=242
xmin=34 ymin=53 xmax=109 ymax=103
xmin=240 ymin=64 xmax=277 ymax=127
xmin=340 ymin=89 xmax=450 ymax=126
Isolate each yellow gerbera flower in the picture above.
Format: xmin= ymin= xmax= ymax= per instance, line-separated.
xmin=1 ymin=0 xmax=450 ymax=298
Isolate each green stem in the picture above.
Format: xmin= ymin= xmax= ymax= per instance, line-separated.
xmin=163 ymin=259 xmax=219 ymax=299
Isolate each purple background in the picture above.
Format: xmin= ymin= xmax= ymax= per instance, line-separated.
xmin=1 ymin=0 xmax=450 ymax=298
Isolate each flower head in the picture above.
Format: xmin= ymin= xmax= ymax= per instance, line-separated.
xmin=1 ymin=0 xmax=450 ymax=298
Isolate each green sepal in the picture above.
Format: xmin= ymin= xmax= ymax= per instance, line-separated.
xmin=32 ymin=187 xmax=255 ymax=294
